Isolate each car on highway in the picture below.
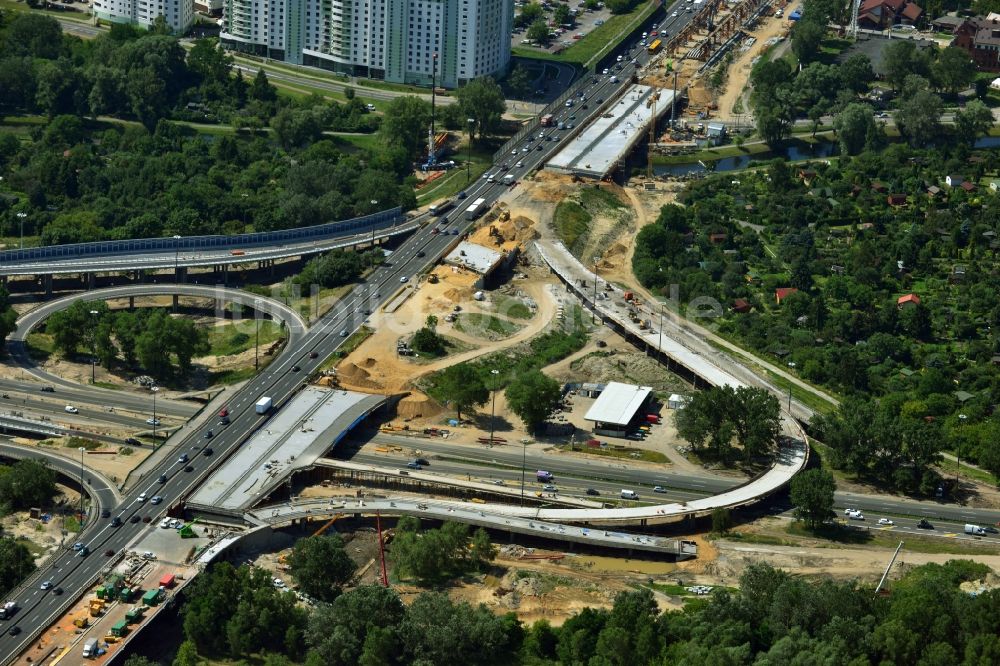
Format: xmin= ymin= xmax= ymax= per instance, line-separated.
xmin=457 ymin=191 xmax=467 ymax=199
xmin=653 ymin=486 xmax=667 ymax=493
xmin=340 ymin=329 xmax=349 ymax=337
xmin=203 ymin=447 xmax=213 ymax=456
xmin=586 ymin=488 xmax=600 ymax=496
xmin=204 ymin=430 xmax=214 ymax=438
xmin=146 ymin=418 xmax=161 ymax=426
xmin=151 ymin=496 xmax=162 ymax=505
xmin=8 ymin=626 xmax=21 ymax=636
xmin=877 ymin=518 xmax=894 ymax=526
xmin=848 ymin=511 xmax=865 ymax=521
xmin=417 ymin=250 xmax=425 ymax=257
xmin=406 ymin=461 xmax=422 ymax=470
xmin=543 ymin=484 xmax=557 ymax=492
xmin=130 ymin=515 xmax=141 ymax=524
xmin=917 ymin=519 xmax=933 ymax=529
xmin=72 ymin=542 xmax=84 ymax=551
xmin=101 ymin=509 xmax=111 ymax=518
xmin=616 ymin=55 xmax=623 ymax=62
xmin=309 ymin=351 xmax=318 ymax=359
xmin=178 ymin=454 xmax=189 ymax=463
xmin=125 ymin=437 xmax=141 ymax=446
xmin=158 ymin=474 xmax=167 ymax=483
xmin=291 ymin=365 xmax=300 ymax=373
xmin=111 ymin=516 xmax=122 ymax=526
xmin=399 ymin=276 xmax=409 ymax=283
xmin=137 ymin=492 xmax=147 ymax=502
xmin=516 ymin=161 xmax=524 ymax=168
xmin=184 ymin=465 xmax=194 ymax=472
xmin=40 ymin=581 xmax=52 ymax=590
xmin=41 ymin=386 xmax=55 ymax=393
xmin=53 ymin=587 xmax=63 ymax=595
xmin=64 ymin=405 xmax=78 ymax=414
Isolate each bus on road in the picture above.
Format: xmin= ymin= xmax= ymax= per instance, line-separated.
xmin=648 ymin=39 xmax=662 ymax=54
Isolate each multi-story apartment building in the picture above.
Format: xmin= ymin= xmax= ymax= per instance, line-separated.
xmin=93 ymin=0 xmax=195 ymax=33
xmin=220 ymin=0 xmax=512 ymax=88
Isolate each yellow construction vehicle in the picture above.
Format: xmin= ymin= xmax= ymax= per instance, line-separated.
xmin=73 ymin=613 xmax=89 ymax=628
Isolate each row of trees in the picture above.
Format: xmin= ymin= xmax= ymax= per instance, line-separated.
xmin=44 ymin=301 xmax=209 ymax=381
xmin=130 ymin=558 xmax=1000 ymax=666
xmin=673 ymin=386 xmax=782 ymax=464
xmin=293 ymin=249 xmax=380 ymax=289
xmin=0 ymin=459 xmax=57 ymax=512
xmin=391 ymin=518 xmax=495 ymax=583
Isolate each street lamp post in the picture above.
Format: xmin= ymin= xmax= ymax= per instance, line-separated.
xmin=958 ymin=413 xmax=967 ymax=477
xmin=520 ymin=441 xmax=527 ymax=507
xmin=151 ymin=386 xmax=159 ymax=443
xmin=657 ymin=304 xmax=664 ymax=357
xmin=466 ymin=118 xmax=475 ymax=182
xmin=173 ymin=234 xmax=181 ymax=280
xmin=592 ymin=262 xmax=599 ymax=323
xmin=369 ymin=199 xmax=379 ymax=266
xmin=16 ymin=212 xmax=26 ymax=250
xmin=254 ymin=299 xmax=261 ymax=371
xmin=78 ymin=446 xmax=86 ymax=524
xmin=488 ymin=369 xmax=500 ymax=446
xmin=89 ymin=310 xmax=99 ymax=384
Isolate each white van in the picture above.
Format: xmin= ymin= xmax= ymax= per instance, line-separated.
xmin=621 ymin=489 xmax=639 ymax=500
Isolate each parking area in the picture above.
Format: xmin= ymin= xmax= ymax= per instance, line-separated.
xmin=512 ymin=0 xmax=613 ymax=55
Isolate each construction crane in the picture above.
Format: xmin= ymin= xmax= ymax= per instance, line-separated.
xmin=647 ymin=87 xmax=658 ymax=179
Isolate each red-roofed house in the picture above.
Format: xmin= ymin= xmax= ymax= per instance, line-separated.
xmin=953 ymin=17 xmax=1000 ymax=71
xmin=887 ymin=194 xmax=907 ymax=206
xmin=897 ymin=293 xmax=921 ymax=308
xmin=858 ymin=0 xmax=922 ymax=29
xmin=961 ymin=181 xmax=977 ymax=193
xmin=732 ymin=298 xmax=751 ymax=314
xmin=775 ymin=287 xmax=798 ymax=304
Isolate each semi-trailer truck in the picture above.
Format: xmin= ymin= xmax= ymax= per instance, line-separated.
xmin=255 ymin=397 xmax=272 ymax=414
xmin=429 ymin=200 xmax=454 ymax=217
xmin=465 ymin=197 xmax=487 ymax=220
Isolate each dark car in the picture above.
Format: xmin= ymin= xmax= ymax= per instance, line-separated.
xmin=111 ymin=517 xmax=122 ymax=527
xmin=586 ymin=488 xmax=600 ymax=496
xmin=414 ymin=458 xmax=430 ymax=466
xmin=53 ymin=587 xmax=63 ymax=596
xmin=8 ymin=626 xmax=21 ymax=636
xmin=158 ymin=474 xmax=167 ymax=484
xmin=917 ymin=519 xmax=933 ymax=529
xmin=41 ymin=386 xmax=55 ymax=393
xmin=417 ymin=250 xmax=425 ymax=257
xmin=125 ymin=437 xmax=141 ymax=446
xmin=104 ymin=549 xmax=115 ymax=557
xmin=582 ymin=104 xmax=589 ymax=110
xmin=596 ymin=98 xmax=604 ymax=104
xmin=203 ymin=447 xmax=213 ymax=457
xmin=130 ymin=515 xmax=140 ymax=524
xmin=185 ymin=465 xmax=194 ymax=472
xmin=204 ymin=430 xmax=214 ymax=438
xmin=101 ymin=509 xmax=111 ymax=518
xmin=309 ymin=351 xmax=318 ymax=359
xmin=457 ymin=191 xmax=467 ymax=200
xmin=291 ymin=366 xmax=300 ymax=373
xmin=142 ymin=516 xmax=152 ymax=523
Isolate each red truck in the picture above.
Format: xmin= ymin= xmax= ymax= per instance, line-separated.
xmin=540 ymin=114 xmax=554 ymax=127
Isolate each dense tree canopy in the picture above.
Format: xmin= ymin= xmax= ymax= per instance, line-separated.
xmin=505 ymin=369 xmax=562 ymax=434
xmin=0 ymin=459 xmax=57 ymax=510
xmin=287 ymin=534 xmax=356 ymax=602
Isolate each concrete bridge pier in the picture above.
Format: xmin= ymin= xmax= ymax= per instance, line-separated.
xmin=174 ymin=266 xmax=187 ymax=283
xmin=43 ymin=274 xmax=53 ymax=297
xmin=85 ymin=272 xmax=95 ymax=290
xmin=172 ymin=294 xmax=179 ymax=311
xmin=129 ymin=296 xmax=135 ymax=310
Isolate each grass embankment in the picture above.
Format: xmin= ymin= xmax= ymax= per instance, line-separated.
xmin=206 ymin=321 xmax=284 ymax=357
xmin=514 ymin=0 xmax=658 ymax=69
xmin=453 ymin=313 xmax=523 ymax=338
xmin=416 ymin=144 xmax=495 ymax=206
xmin=492 ymin=295 xmax=535 ymax=320
xmin=570 ymin=444 xmax=669 ymax=464
xmin=553 ymin=187 xmax=628 ymax=256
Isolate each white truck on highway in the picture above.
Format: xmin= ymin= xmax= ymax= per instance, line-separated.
xmin=82 ymin=637 xmax=99 ymax=658
xmin=255 ymin=397 xmax=273 ymax=414
xmin=0 ymin=601 xmax=16 ymax=619
xmin=502 ymin=174 xmax=516 ymax=185
xmin=464 ymin=197 xmax=487 ymax=220
xmin=965 ymin=523 xmax=987 ymax=536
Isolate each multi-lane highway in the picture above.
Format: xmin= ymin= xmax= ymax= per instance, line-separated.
xmin=0 ymin=5 xmax=759 ymax=656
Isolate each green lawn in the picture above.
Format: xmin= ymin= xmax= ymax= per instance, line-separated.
xmin=514 ymin=0 xmax=658 ymax=69
xmin=569 ymin=444 xmax=669 ymax=464
xmin=553 ymin=200 xmax=591 ymax=252
xmin=453 ymin=313 xmax=523 ymax=339
xmin=206 ymin=320 xmax=284 ymax=357
xmin=0 ymin=0 xmax=91 ymax=22
xmin=493 ymin=294 xmax=535 ymax=320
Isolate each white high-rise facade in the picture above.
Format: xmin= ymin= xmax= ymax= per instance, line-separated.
xmin=220 ymin=0 xmax=512 ymax=88
xmin=93 ymin=0 xmax=195 ymax=33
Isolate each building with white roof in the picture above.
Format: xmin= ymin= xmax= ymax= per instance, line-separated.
xmin=220 ymin=0 xmax=512 ymax=87
xmin=584 ymin=381 xmax=653 ymax=436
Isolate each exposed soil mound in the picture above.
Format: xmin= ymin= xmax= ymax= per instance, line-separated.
xmin=396 ymin=393 xmax=442 ymax=420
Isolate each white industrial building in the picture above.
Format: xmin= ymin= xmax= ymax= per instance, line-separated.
xmin=584 ymin=381 xmax=653 ymax=437
xmin=220 ymin=0 xmax=513 ymax=87
xmin=93 ymin=0 xmax=194 ymax=32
